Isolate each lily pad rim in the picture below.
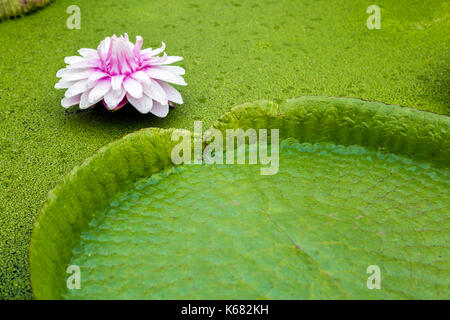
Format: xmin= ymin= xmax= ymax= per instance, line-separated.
xmin=29 ymin=96 xmax=450 ymax=299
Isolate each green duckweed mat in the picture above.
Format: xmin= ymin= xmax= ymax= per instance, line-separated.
xmin=1 ymin=0 xmax=449 ymax=299
xmin=30 ymin=97 xmax=450 ymax=299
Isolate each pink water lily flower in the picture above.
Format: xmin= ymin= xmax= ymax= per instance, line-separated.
xmin=55 ymin=34 xmax=186 ymax=117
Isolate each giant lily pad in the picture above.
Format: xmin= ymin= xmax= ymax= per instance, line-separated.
xmin=29 ymin=96 xmax=449 ymax=299
xmin=0 ymin=0 xmax=53 ymax=21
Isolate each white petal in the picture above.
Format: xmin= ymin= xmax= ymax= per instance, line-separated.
xmin=79 ymin=91 xmax=100 ymax=109
xmin=127 ymin=93 xmax=153 ymax=114
xmin=104 ymin=89 xmax=126 ymax=110
xmin=140 ymin=48 xmax=152 ymax=55
xmin=97 ymin=37 xmax=111 ymax=59
xmin=150 ymin=101 xmax=169 ymax=117
xmin=155 ymin=65 xmax=185 ymax=75
xmin=143 ymin=79 xmax=167 ymax=104
xmin=111 ymin=75 xmax=125 ymax=91
xmin=134 ymin=36 xmax=143 ymax=56
xmin=88 ymin=80 xmax=111 ymax=103
xmin=141 ymin=54 xmax=167 ymax=67
xmin=123 ymin=33 xmax=134 ymax=49
xmin=55 ymin=79 xmax=77 ymax=89
xmin=156 ymin=80 xmax=183 ymax=104
xmin=61 ymin=94 xmax=81 ymax=108
xmin=123 ymin=77 xmax=143 ymax=98
xmin=86 ymin=72 xmax=109 ymax=88
xmin=56 ymin=68 xmax=67 ymax=78
xmin=131 ymin=71 xmax=151 ymax=85
xmin=159 ymin=56 xmax=183 ymax=65
xmin=65 ymin=79 xmax=88 ymax=98
xmin=67 ymin=59 xmax=99 ymax=69
xmin=146 ymin=68 xmax=187 ymax=86
xmin=156 ymin=52 xmax=168 ymax=62
xmin=141 ymin=42 xmax=165 ymax=57
xmin=78 ymin=48 xmax=97 ymax=57
xmin=64 ymin=56 xmax=84 ymax=64
xmin=57 ymin=69 xmax=94 ymax=81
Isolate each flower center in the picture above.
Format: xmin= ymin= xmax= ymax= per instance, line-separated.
xmin=104 ymin=37 xmax=140 ymax=75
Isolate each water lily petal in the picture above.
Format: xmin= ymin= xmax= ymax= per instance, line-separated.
xmin=64 ymin=56 xmax=84 ymax=64
xmin=150 ymin=101 xmax=169 ymax=117
xmin=61 ymin=94 xmax=82 ymax=108
xmin=67 ymin=59 xmax=99 ymax=69
xmin=142 ymin=79 xmax=167 ymax=104
xmin=56 ymin=68 xmax=67 ymax=78
xmin=78 ymin=48 xmax=97 ymax=57
xmin=134 ymin=36 xmax=143 ymax=56
xmin=145 ymin=68 xmax=187 ymax=86
xmin=58 ymin=69 xmax=94 ymax=81
xmin=131 ymin=70 xmax=151 ymax=85
xmin=65 ymin=79 xmax=88 ymax=98
xmin=123 ymin=77 xmax=143 ymax=98
xmin=111 ymin=75 xmax=125 ymax=91
xmin=86 ymin=72 xmax=109 ymax=88
xmin=55 ymin=79 xmax=77 ymax=89
xmin=140 ymin=54 xmax=167 ymax=68
xmin=97 ymin=37 xmax=111 ymax=60
xmin=159 ymin=56 xmax=183 ymax=64
xmin=141 ymin=42 xmax=166 ymax=57
xmin=127 ymin=93 xmax=153 ymax=114
xmin=88 ymin=80 xmax=111 ymax=103
xmin=104 ymin=89 xmax=126 ymax=110
xmin=153 ymin=65 xmax=185 ymax=75
xmin=156 ymin=80 xmax=183 ymax=104
xmin=80 ymin=91 xmax=100 ymax=109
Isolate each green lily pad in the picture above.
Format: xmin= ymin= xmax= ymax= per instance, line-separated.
xmin=0 ymin=0 xmax=53 ymax=21
xmin=29 ymin=97 xmax=449 ymax=299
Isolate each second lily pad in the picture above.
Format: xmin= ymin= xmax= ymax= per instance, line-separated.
xmin=30 ymin=97 xmax=450 ymax=299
